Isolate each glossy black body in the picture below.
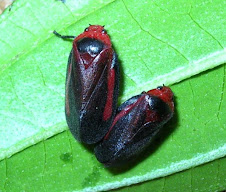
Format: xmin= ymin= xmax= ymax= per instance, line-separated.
xmin=94 ymin=90 xmax=174 ymax=167
xmin=65 ymin=26 xmax=120 ymax=144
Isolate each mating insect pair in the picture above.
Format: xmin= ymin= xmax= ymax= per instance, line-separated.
xmin=54 ymin=25 xmax=174 ymax=167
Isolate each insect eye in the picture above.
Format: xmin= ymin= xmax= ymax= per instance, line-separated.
xmin=84 ymin=27 xmax=89 ymax=32
xmin=157 ymin=86 xmax=163 ymax=90
xmin=102 ymin=29 xmax=107 ymax=34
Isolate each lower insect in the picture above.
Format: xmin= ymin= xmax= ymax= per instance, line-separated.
xmin=94 ymin=86 xmax=174 ymax=167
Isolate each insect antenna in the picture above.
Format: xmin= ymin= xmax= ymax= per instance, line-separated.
xmin=53 ymin=30 xmax=76 ymax=39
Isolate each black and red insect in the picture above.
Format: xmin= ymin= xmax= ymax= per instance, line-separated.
xmin=94 ymin=86 xmax=174 ymax=167
xmin=54 ymin=25 xmax=120 ymax=144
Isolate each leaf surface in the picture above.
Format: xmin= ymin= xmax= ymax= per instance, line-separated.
xmin=0 ymin=0 xmax=225 ymax=191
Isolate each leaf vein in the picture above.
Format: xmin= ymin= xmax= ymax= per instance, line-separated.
xmin=8 ymin=19 xmax=36 ymax=38
xmin=29 ymin=6 xmax=48 ymax=32
xmin=188 ymin=80 xmax=196 ymax=119
xmin=61 ymin=1 xmax=76 ymax=20
xmin=188 ymin=11 xmax=224 ymax=49
xmin=152 ymin=0 xmax=171 ymax=15
xmin=37 ymin=66 xmax=64 ymax=98
xmin=0 ymin=111 xmax=36 ymax=127
xmin=152 ymin=0 xmax=192 ymax=15
xmin=161 ymin=177 xmax=166 ymax=192
xmin=123 ymin=71 xmax=137 ymax=86
xmin=0 ymin=1 xmax=27 ymax=24
xmin=37 ymin=66 xmax=47 ymax=86
xmin=121 ymin=0 xmax=189 ymax=63
xmin=42 ymin=141 xmax=47 ymax=192
xmin=137 ymin=53 xmax=153 ymax=76
xmin=217 ymin=64 xmax=225 ymax=120
xmin=4 ymin=158 xmax=7 ymax=190
xmin=0 ymin=38 xmax=15 ymax=55
xmin=190 ymin=168 xmax=193 ymax=192
xmin=9 ymin=75 xmax=38 ymax=126
xmin=66 ymin=130 xmax=74 ymax=172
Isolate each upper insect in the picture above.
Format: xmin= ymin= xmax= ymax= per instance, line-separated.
xmin=62 ymin=25 xmax=120 ymax=144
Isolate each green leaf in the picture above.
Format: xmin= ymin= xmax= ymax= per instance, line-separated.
xmin=113 ymin=156 xmax=226 ymax=192
xmin=0 ymin=0 xmax=225 ymax=191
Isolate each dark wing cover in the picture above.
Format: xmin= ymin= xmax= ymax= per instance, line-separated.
xmin=65 ymin=48 xmax=119 ymax=144
xmin=94 ymin=94 xmax=170 ymax=166
xmin=65 ymin=50 xmax=80 ymax=139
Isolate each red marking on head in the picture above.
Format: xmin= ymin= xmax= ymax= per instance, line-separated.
xmin=74 ymin=25 xmax=111 ymax=47
xmin=147 ymin=86 xmax=174 ymax=111
xmin=103 ymin=68 xmax=115 ymax=121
